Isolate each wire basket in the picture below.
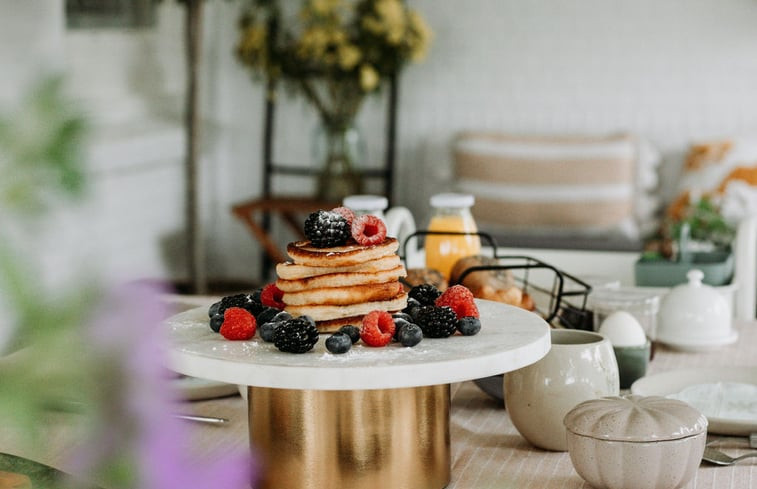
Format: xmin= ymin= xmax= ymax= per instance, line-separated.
xmin=400 ymin=230 xmax=593 ymax=329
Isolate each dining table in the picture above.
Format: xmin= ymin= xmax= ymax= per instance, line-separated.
xmin=1 ymin=295 xmax=755 ymax=489
xmin=172 ymin=303 xmax=757 ymax=489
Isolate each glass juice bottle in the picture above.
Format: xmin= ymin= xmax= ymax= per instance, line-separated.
xmin=425 ymin=193 xmax=481 ymax=279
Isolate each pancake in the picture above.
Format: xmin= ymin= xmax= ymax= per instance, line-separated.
xmin=286 ymin=237 xmax=399 ymax=267
xmin=277 ymin=264 xmax=407 ymax=293
xmin=285 ymin=292 xmax=408 ymax=322
xmin=276 ymin=255 xmax=402 ymax=280
xmin=282 ymin=282 xmax=403 ymax=306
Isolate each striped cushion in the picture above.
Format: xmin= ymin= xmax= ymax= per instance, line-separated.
xmin=454 ymin=132 xmax=657 ymax=238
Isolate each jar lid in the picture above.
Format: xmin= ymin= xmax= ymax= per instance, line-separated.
xmin=343 ymin=195 xmax=388 ymax=211
xmin=430 ymin=193 xmax=474 ymax=208
xmin=564 ymin=395 xmax=707 ymax=442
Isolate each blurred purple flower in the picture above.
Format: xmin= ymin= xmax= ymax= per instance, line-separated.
xmin=75 ymin=282 xmax=254 ymax=489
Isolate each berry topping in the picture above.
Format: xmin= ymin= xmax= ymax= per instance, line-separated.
xmin=209 ymin=313 xmax=224 ymax=333
xmin=304 ymin=210 xmax=351 ymax=248
xmin=261 ymin=283 xmax=285 ymax=309
xmin=258 ymin=321 xmax=277 ymax=342
xmin=331 ymin=206 xmax=355 ymax=226
xmin=457 ymin=316 xmax=482 ymax=336
xmin=258 ymin=310 xmax=293 ymax=342
xmin=435 ymin=284 xmax=479 ymax=319
xmin=208 ymin=301 xmax=221 ymax=318
xmin=338 ymin=324 xmax=361 ymax=344
xmin=219 ymin=307 xmax=257 ymax=340
xmin=398 ymin=323 xmax=423 ymax=347
xmin=351 ymin=214 xmax=387 ymax=246
xmin=273 ymin=317 xmax=320 ymax=353
xmin=217 ymin=293 xmax=262 ymax=317
xmin=360 ymin=310 xmax=395 ymax=347
xmin=392 ymin=318 xmax=414 ymax=341
xmin=415 ymin=305 xmax=458 ymax=338
xmin=409 ymin=284 xmax=442 ymax=306
xmin=325 ymin=332 xmax=352 ymax=354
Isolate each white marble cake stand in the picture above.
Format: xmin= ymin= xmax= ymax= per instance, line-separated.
xmin=165 ymin=299 xmax=550 ymax=489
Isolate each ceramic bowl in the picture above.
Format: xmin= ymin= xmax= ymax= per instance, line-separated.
xmin=564 ymin=395 xmax=707 ymax=489
xmin=613 ymin=340 xmax=650 ymax=390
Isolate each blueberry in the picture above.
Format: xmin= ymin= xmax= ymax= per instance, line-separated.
xmin=256 ymin=306 xmax=280 ymax=325
xmin=301 ymin=315 xmax=316 ymax=328
xmin=392 ymin=318 xmax=413 ymax=340
xmin=325 ymin=332 xmax=352 ymax=354
xmin=392 ymin=312 xmax=413 ymax=323
xmin=209 ymin=313 xmax=224 ymax=333
xmin=339 ymin=325 xmax=360 ymax=344
xmin=259 ymin=321 xmax=278 ymax=342
xmin=398 ymin=323 xmax=423 ymax=347
xmin=208 ymin=301 xmax=221 ymax=318
xmin=403 ymin=297 xmax=422 ymax=320
xmin=272 ymin=311 xmax=293 ymax=323
xmin=457 ymin=316 xmax=481 ymax=336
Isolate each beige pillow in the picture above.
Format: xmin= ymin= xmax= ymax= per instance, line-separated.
xmin=453 ymin=132 xmax=660 ymax=239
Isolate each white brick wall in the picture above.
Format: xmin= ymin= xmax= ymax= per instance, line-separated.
xmin=5 ymin=0 xmax=757 ymax=285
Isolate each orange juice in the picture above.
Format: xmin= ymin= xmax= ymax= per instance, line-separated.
xmin=425 ymin=194 xmax=481 ymax=279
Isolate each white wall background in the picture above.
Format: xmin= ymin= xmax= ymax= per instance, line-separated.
xmin=3 ymin=0 xmax=757 ymax=287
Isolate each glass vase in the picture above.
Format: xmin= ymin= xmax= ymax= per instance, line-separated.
xmin=312 ymin=121 xmax=364 ymax=203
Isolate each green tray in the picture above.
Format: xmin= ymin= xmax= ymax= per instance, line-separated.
xmin=634 ymin=251 xmax=734 ymax=287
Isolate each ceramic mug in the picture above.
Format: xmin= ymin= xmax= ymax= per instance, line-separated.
xmin=504 ymin=329 xmax=619 ymax=451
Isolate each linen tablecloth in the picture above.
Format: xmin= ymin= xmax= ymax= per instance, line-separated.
xmin=179 ymin=319 xmax=757 ymax=489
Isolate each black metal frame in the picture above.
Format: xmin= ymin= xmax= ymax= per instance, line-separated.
xmin=400 ymin=230 xmax=593 ymax=329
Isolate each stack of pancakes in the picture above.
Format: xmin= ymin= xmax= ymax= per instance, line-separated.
xmin=276 ymin=237 xmax=408 ymax=332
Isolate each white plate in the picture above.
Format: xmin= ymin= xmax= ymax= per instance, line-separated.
xmin=172 ymin=375 xmax=240 ymax=401
xmin=656 ymin=330 xmax=739 ymax=352
xmin=631 ymin=366 xmax=757 ymax=435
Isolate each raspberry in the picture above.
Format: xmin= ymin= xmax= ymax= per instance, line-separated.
xmin=273 ymin=317 xmax=320 ymax=353
xmin=409 ymin=284 xmax=442 ymax=306
xmin=415 ymin=305 xmax=458 ymax=338
xmin=219 ymin=307 xmax=256 ymax=340
xmin=304 ymin=210 xmax=351 ymax=247
xmin=435 ymin=284 xmax=479 ymax=319
xmin=331 ymin=206 xmax=355 ymax=226
xmin=261 ymin=283 xmax=285 ymax=309
xmin=360 ymin=310 xmax=395 ymax=347
xmin=351 ymin=214 xmax=387 ymax=246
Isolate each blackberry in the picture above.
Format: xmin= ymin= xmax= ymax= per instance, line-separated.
xmin=338 ymin=325 xmax=361 ymax=344
xmin=273 ymin=317 xmax=320 ymax=353
xmin=304 ymin=210 xmax=351 ymax=248
xmin=408 ymin=284 xmax=442 ymax=306
xmin=398 ymin=323 xmax=423 ymax=347
xmin=325 ymin=332 xmax=352 ymax=354
xmin=218 ymin=293 xmax=262 ymax=317
xmin=457 ymin=316 xmax=481 ymax=336
xmin=415 ymin=305 xmax=458 ymax=338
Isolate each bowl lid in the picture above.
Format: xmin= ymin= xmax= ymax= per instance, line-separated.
xmin=563 ymin=395 xmax=708 ymax=442
xmin=658 ymin=269 xmax=731 ymax=338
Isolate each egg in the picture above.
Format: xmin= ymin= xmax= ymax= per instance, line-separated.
xmin=598 ymin=311 xmax=647 ymax=347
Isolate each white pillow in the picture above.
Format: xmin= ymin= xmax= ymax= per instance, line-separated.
xmin=453 ymin=132 xmax=661 ymax=239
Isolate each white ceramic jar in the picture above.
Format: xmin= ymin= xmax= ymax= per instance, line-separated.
xmin=564 ymin=395 xmax=707 ymax=489
xmin=657 ymin=269 xmax=736 ymax=350
xmin=504 ymin=329 xmax=619 ymax=451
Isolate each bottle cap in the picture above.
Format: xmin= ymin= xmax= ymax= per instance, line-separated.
xmin=342 ymin=195 xmax=388 ymax=212
xmin=430 ymin=193 xmax=474 ymax=208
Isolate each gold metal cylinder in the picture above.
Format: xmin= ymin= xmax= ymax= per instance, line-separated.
xmin=248 ymin=384 xmax=450 ymax=489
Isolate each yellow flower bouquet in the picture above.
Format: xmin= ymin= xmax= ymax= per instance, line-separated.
xmin=236 ymin=0 xmax=432 ymax=200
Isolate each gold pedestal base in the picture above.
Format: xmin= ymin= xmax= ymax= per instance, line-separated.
xmin=248 ymin=384 xmax=451 ymax=489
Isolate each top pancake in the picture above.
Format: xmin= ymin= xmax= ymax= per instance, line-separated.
xmin=286 ymin=237 xmax=399 ymax=267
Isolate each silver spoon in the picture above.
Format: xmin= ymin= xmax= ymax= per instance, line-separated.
xmin=702 ymin=447 xmax=757 ymax=466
